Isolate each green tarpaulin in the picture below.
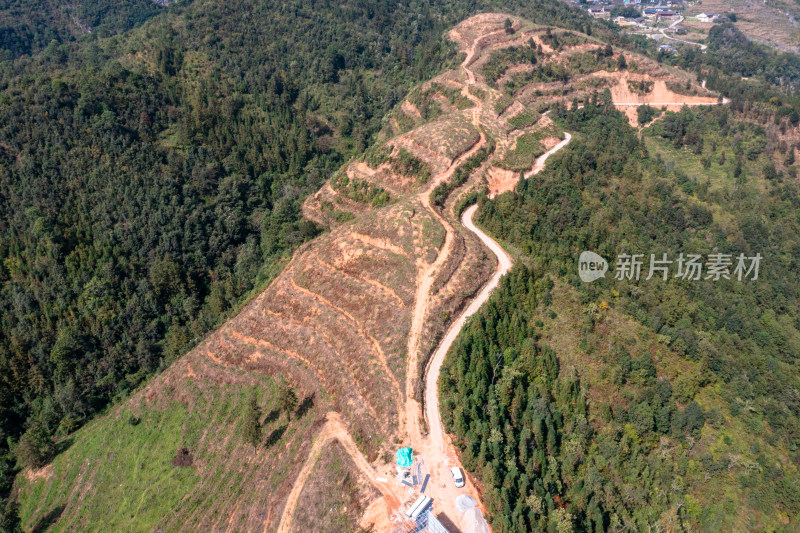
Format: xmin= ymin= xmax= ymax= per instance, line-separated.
xmin=396 ymin=447 xmax=413 ymax=467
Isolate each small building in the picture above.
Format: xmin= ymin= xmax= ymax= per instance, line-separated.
xmin=588 ymin=6 xmax=612 ymax=18
xmin=659 ymin=44 xmax=677 ymax=54
xmin=696 ymin=12 xmax=718 ymax=22
xmin=615 ymin=15 xmax=638 ymax=26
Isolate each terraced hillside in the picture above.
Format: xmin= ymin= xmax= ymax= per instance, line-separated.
xmin=15 ymin=13 xmax=723 ymax=533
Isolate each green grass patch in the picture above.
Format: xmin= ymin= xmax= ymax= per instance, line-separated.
xmin=16 ymin=374 xmax=319 ymax=532
xmin=482 ymin=42 xmax=540 ymax=86
xmin=321 ymin=200 xmax=356 ymax=223
xmin=508 ymin=108 xmax=540 ymax=129
xmin=363 ymin=144 xmax=392 ymax=168
xmin=332 ymin=173 xmax=392 ymax=207
xmin=499 ymin=127 xmax=560 ymax=172
xmin=18 ymin=401 xmax=204 ymax=532
xmin=391 ymin=148 xmax=432 ymax=184
xmin=494 ymin=95 xmax=514 ymax=115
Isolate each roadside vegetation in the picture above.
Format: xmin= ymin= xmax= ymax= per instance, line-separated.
xmin=9 ymin=0 xmax=800 ymax=530
xmin=482 ymin=40 xmax=542 ymax=87
xmin=440 ymin=93 xmax=800 ymax=531
xmin=391 ymin=148 xmax=433 ymax=185
xmin=0 ymin=0 xmax=463 ymax=510
xmin=431 ymin=142 xmax=495 ymax=207
xmin=498 ymin=127 xmax=562 ymax=172
xmin=331 ymin=173 xmax=392 ymax=208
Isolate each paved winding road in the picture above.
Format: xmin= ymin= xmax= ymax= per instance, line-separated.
xmin=421 ymin=131 xmax=571 ymax=531
xmin=421 ymin=204 xmax=512 ymax=531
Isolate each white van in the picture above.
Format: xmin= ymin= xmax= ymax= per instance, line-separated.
xmin=451 ymin=467 xmax=465 ymax=488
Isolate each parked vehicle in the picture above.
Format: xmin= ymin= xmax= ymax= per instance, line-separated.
xmin=451 ymin=467 xmax=465 ymax=488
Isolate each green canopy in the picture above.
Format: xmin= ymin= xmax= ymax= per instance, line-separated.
xmin=396 ymin=447 xmax=413 ymax=468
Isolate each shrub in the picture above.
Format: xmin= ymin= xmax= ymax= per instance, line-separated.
xmin=16 ymin=422 xmax=54 ymax=469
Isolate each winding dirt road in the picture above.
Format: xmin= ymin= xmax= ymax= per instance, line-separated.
xmin=273 ymin=13 xmax=733 ymax=532
xmin=408 ymin=21 xmax=576 ymax=526
xmin=660 ymin=16 xmax=708 ymax=50
xmin=429 ymin=141 xmax=573 ymax=442
xmin=524 ymin=133 xmax=572 ymax=179
xmin=418 ymin=132 xmax=571 ymax=533
xmin=276 ymin=16 xmax=575 ymax=533
xmin=417 ymin=204 xmax=511 ymax=531
xmin=405 ymin=130 xmax=486 ymax=444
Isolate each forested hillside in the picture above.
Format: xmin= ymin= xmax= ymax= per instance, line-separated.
xmin=440 ymin=90 xmax=800 ymax=530
xmin=0 ymin=0 xmax=607 ymax=524
xmin=0 ymin=0 xmax=456 ymax=497
xmin=7 ymin=0 xmax=800 ymax=530
xmin=0 ymin=0 xmax=165 ymax=59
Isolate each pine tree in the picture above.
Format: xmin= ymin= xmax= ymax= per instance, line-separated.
xmin=16 ymin=422 xmax=54 ymax=470
xmin=277 ymin=379 xmax=298 ymax=421
xmin=243 ymin=389 xmax=261 ymax=451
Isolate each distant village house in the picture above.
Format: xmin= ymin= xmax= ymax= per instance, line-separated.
xmin=695 ymin=12 xmax=718 ymax=22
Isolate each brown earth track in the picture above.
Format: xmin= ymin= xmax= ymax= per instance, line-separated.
xmin=347 ymin=160 xmax=414 ymax=196
xmin=313 ymin=256 xmax=409 ymax=307
xmin=277 ymin=26 xmax=497 ymax=529
xmin=257 ymin=309 xmax=388 ymax=426
xmin=401 ymin=99 xmax=423 ymax=120
xmin=350 ymin=231 xmax=411 ymax=258
xmin=290 ymin=261 xmax=411 ymax=355
xmin=403 ymin=128 xmax=487 ymax=432
xmin=20 ymin=12 xmax=735 ymax=533
xmin=229 ymin=330 xmax=331 ymax=388
xmin=275 ymin=412 xmax=402 ymax=533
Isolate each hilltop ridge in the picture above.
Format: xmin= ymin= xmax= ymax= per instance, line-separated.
xmin=14 ymin=12 xmax=724 ymax=532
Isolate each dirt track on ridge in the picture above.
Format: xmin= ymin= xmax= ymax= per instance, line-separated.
xmin=275 ymin=13 xmax=729 ymax=533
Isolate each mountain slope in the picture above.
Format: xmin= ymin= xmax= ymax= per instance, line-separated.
xmin=0 ymin=0 xmax=461 ymax=492
xmin=441 ymin=40 xmax=800 ymax=533
xmin=0 ymin=0 xmax=164 ymax=59
xmin=12 ymin=11 xmax=734 ymax=532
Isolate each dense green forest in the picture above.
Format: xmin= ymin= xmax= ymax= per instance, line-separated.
xmin=0 ymin=0 xmax=165 ymax=59
xmin=440 ymin=93 xmax=800 ymax=531
xmin=7 ymin=0 xmax=800 ymax=529
xmin=0 ymin=0 xmax=457 ymax=493
xmin=0 ymin=0 xmax=608 ymax=524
